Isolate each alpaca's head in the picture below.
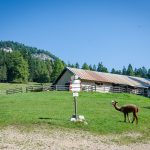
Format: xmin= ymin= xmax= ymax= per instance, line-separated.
xmin=111 ymin=100 xmax=118 ymax=106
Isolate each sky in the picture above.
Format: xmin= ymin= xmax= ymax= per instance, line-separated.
xmin=0 ymin=0 xmax=150 ymax=71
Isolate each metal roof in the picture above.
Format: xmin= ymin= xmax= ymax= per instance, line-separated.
xmin=67 ymin=67 xmax=150 ymax=88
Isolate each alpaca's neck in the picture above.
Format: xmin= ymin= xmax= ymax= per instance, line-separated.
xmin=114 ymin=104 xmax=121 ymax=112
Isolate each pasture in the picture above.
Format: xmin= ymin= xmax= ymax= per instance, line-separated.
xmin=0 ymin=91 xmax=150 ymax=143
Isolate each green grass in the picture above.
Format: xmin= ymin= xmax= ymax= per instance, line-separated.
xmin=0 ymin=91 xmax=150 ymax=141
xmin=0 ymin=82 xmax=41 ymax=90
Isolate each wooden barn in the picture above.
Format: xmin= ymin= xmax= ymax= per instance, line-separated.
xmin=54 ymin=67 xmax=150 ymax=97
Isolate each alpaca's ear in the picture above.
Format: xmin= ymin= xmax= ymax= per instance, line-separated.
xmin=112 ymin=100 xmax=114 ymax=103
xmin=111 ymin=100 xmax=115 ymax=106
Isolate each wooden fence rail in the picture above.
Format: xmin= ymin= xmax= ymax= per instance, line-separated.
xmin=26 ymin=85 xmax=69 ymax=92
xmin=6 ymin=87 xmax=23 ymax=95
xmin=1 ymin=84 xmax=148 ymax=97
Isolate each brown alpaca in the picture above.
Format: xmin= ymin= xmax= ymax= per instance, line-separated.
xmin=112 ymin=100 xmax=138 ymax=124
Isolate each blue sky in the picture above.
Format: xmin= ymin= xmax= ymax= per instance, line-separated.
xmin=0 ymin=0 xmax=150 ymax=71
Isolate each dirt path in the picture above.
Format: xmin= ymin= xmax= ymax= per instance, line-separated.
xmin=0 ymin=126 xmax=150 ymax=150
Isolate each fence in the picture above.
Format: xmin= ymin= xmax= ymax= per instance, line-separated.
xmin=1 ymin=84 xmax=148 ymax=97
xmin=26 ymin=85 xmax=69 ymax=92
xmin=81 ymin=85 xmax=146 ymax=96
xmin=6 ymin=87 xmax=23 ymax=95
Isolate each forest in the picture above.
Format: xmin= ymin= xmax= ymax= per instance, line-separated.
xmin=0 ymin=41 xmax=150 ymax=83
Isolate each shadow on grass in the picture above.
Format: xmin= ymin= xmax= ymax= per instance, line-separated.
xmin=38 ymin=117 xmax=52 ymax=120
xmin=118 ymin=120 xmax=126 ymax=123
xmin=38 ymin=117 xmax=64 ymax=121
xmin=39 ymin=117 xmax=68 ymax=126
xmin=142 ymin=106 xmax=150 ymax=109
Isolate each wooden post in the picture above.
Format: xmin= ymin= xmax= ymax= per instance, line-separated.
xmin=74 ymin=96 xmax=77 ymax=119
xmin=55 ymin=85 xmax=57 ymax=91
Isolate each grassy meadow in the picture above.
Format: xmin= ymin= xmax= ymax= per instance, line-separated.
xmin=0 ymin=91 xmax=150 ymax=142
xmin=0 ymin=82 xmax=49 ymax=90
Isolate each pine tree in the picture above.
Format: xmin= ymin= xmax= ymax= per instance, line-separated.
xmin=97 ymin=62 xmax=108 ymax=72
xmin=75 ymin=62 xmax=80 ymax=68
xmin=89 ymin=64 xmax=93 ymax=70
xmin=141 ymin=66 xmax=148 ymax=78
xmin=122 ymin=66 xmax=127 ymax=75
xmin=92 ymin=64 xmax=97 ymax=71
xmin=126 ymin=64 xmax=134 ymax=76
xmin=82 ymin=63 xmax=90 ymax=70
xmin=134 ymin=68 xmax=142 ymax=77
xmin=111 ymin=68 xmax=116 ymax=74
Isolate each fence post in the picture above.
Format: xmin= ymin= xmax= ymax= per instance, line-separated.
xmin=56 ymin=85 xmax=57 ymax=91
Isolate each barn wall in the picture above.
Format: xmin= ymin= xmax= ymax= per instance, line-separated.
xmin=96 ymin=83 xmax=113 ymax=93
xmin=81 ymin=81 xmax=113 ymax=92
xmin=56 ymin=70 xmax=73 ymax=85
xmin=148 ymin=88 xmax=150 ymax=97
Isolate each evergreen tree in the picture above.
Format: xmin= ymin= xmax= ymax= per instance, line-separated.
xmin=97 ymin=62 xmax=108 ymax=72
xmin=75 ymin=62 xmax=80 ymax=68
xmin=111 ymin=68 xmax=116 ymax=74
xmin=134 ymin=68 xmax=143 ymax=77
xmin=126 ymin=64 xmax=134 ymax=76
xmin=92 ymin=64 xmax=97 ymax=71
xmin=122 ymin=66 xmax=127 ymax=75
xmin=141 ymin=66 xmax=148 ymax=78
xmin=67 ymin=62 xmax=72 ymax=67
xmin=115 ymin=70 xmax=122 ymax=74
xmin=82 ymin=63 xmax=90 ymax=70
xmin=89 ymin=64 xmax=93 ymax=70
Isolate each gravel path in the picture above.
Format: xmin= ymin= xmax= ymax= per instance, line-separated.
xmin=0 ymin=126 xmax=150 ymax=150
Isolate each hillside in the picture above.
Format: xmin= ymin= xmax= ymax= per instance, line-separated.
xmin=0 ymin=41 xmax=58 ymax=61
xmin=0 ymin=41 xmax=66 ymax=83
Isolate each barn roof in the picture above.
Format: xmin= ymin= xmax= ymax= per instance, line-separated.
xmin=66 ymin=67 xmax=150 ymax=88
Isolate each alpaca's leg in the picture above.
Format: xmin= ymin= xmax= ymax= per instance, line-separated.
xmin=124 ymin=113 xmax=126 ymax=122
xmin=132 ymin=113 xmax=135 ymax=123
xmin=134 ymin=113 xmax=138 ymax=124
xmin=127 ymin=113 xmax=130 ymax=123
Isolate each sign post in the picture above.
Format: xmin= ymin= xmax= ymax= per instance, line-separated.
xmin=74 ymin=96 xmax=77 ymax=119
xmin=70 ymin=75 xmax=81 ymax=120
xmin=70 ymin=75 xmax=86 ymax=124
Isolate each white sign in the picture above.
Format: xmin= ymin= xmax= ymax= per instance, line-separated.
xmin=70 ymin=75 xmax=81 ymax=92
xmin=70 ymin=87 xmax=81 ymax=92
xmin=70 ymin=82 xmax=81 ymax=92
xmin=73 ymin=92 xmax=79 ymax=97
xmin=72 ymin=80 xmax=81 ymax=84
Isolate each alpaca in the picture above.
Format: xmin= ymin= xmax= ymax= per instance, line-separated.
xmin=112 ymin=100 xmax=138 ymax=124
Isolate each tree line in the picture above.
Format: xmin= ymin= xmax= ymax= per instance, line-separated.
xmin=1 ymin=50 xmax=150 ymax=84
xmin=68 ymin=62 xmax=150 ymax=79
xmin=0 ymin=50 xmax=65 ymax=83
xmin=0 ymin=41 xmax=150 ymax=83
